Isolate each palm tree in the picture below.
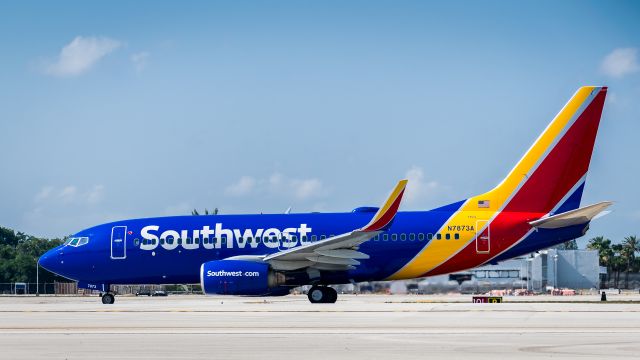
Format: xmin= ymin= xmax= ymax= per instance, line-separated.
xmin=587 ymin=236 xmax=613 ymax=287
xmin=622 ymin=235 xmax=639 ymax=288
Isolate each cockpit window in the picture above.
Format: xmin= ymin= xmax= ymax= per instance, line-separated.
xmin=65 ymin=237 xmax=89 ymax=247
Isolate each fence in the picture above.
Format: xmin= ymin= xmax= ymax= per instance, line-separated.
xmin=0 ymin=282 xmax=78 ymax=295
xmin=0 ymin=282 xmax=203 ymax=295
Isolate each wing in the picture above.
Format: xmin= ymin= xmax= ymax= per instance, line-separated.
xmin=529 ymin=201 xmax=613 ymax=229
xmin=262 ymin=179 xmax=408 ymax=271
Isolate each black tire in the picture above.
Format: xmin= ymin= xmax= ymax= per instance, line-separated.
xmin=101 ymin=293 xmax=115 ymax=305
xmin=325 ymin=287 xmax=338 ymax=303
xmin=307 ymin=286 xmax=338 ymax=304
xmin=307 ymin=286 xmax=325 ymax=303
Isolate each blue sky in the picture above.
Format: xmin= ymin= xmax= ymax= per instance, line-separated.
xmin=1 ymin=1 xmax=639 ymax=246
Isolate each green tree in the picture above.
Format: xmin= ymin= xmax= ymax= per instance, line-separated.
xmin=587 ymin=236 xmax=613 ymax=287
xmin=192 ymin=208 xmax=219 ymax=215
xmin=621 ymin=235 xmax=639 ymax=288
xmin=587 ymin=236 xmax=613 ymax=266
xmin=0 ymin=226 xmax=64 ymax=284
xmin=556 ymin=239 xmax=578 ymax=250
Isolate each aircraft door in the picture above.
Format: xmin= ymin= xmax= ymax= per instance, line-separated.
xmin=475 ymin=220 xmax=490 ymax=254
xmin=111 ymin=226 xmax=127 ymax=259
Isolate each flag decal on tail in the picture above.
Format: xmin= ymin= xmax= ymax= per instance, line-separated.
xmin=478 ymin=200 xmax=490 ymax=208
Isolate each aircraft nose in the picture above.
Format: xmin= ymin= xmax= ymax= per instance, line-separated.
xmin=39 ymin=247 xmax=61 ymax=274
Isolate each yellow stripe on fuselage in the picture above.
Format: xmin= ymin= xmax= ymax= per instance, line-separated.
xmin=387 ymin=87 xmax=596 ymax=280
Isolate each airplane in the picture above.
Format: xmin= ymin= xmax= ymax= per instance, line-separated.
xmin=39 ymin=86 xmax=611 ymax=304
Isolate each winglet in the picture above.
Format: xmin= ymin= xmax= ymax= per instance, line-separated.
xmin=529 ymin=201 xmax=613 ymax=229
xmin=360 ymin=179 xmax=408 ymax=232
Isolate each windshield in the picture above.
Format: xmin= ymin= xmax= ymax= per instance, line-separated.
xmin=64 ymin=237 xmax=89 ymax=247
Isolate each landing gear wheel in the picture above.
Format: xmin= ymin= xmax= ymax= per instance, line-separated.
xmin=307 ymin=286 xmax=338 ymax=304
xmin=101 ymin=293 xmax=115 ymax=304
xmin=325 ymin=287 xmax=337 ymax=303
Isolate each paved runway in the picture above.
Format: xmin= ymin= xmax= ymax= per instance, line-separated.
xmin=1 ymin=294 xmax=639 ymax=359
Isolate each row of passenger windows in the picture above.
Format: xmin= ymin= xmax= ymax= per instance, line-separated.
xmin=139 ymin=232 xmax=463 ymax=246
xmin=373 ymin=233 xmax=461 ymax=241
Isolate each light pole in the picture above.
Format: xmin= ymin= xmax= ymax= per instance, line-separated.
xmin=553 ymin=254 xmax=559 ymax=292
xmin=36 ymin=258 xmax=40 ymax=297
xmin=526 ymin=258 xmax=533 ymax=291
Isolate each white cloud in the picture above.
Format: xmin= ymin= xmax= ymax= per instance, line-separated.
xmin=291 ymin=178 xmax=324 ymax=200
xmin=131 ymin=51 xmax=150 ymax=73
xmin=601 ymin=48 xmax=639 ymax=78
xmin=58 ymin=186 xmax=78 ymax=202
xmin=225 ymin=173 xmax=327 ymax=200
xmin=33 ymin=185 xmax=105 ymax=205
xmin=403 ymin=166 xmax=442 ymax=204
xmin=225 ymin=176 xmax=256 ymax=196
xmin=86 ymin=185 xmax=105 ymax=204
xmin=34 ymin=186 xmax=54 ymax=202
xmin=43 ymin=36 xmax=121 ymax=77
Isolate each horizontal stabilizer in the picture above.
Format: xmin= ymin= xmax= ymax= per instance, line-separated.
xmin=529 ymin=201 xmax=613 ymax=229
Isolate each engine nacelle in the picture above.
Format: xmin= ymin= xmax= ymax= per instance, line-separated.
xmin=200 ymin=260 xmax=286 ymax=296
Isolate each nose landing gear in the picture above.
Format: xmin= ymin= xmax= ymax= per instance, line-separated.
xmin=101 ymin=292 xmax=115 ymax=304
xmin=307 ymin=286 xmax=337 ymax=303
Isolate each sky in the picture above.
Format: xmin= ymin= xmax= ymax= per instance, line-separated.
xmin=1 ymin=1 xmax=639 ymax=246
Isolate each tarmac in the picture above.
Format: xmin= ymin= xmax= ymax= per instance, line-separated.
xmin=1 ymin=294 xmax=639 ymax=359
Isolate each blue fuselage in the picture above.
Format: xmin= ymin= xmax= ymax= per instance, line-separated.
xmin=39 ymin=200 xmax=585 ymax=288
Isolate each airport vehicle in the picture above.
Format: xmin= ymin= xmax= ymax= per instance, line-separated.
xmin=39 ymin=86 xmax=611 ymax=304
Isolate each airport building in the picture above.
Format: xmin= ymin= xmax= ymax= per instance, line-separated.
xmin=381 ymin=249 xmax=602 ymax=294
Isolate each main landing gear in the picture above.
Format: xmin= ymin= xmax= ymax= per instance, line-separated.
xmin=101 ymin=292 xmax=115 ymax=304
xmin=307 ymin=286 xmax=337 ymax=303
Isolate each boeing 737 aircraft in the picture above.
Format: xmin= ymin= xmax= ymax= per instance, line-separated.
xmin=40 ymin=86 xmax=611 ymax=304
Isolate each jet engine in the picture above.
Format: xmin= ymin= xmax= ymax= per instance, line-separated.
xmin=200 ymin=260 xmax=290 ymax=296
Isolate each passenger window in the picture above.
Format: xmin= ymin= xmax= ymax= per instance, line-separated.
xmin=311 ymin=235 xmax=317 ymax=242
xmin=418 ymin=233 xmax=425 ymax=241
xmin=247 ymin=236 xmax=253 ymax=243
xmin=436 ymin=234 xmax=441 ymax=240
xmin=454 ymin=233 xmax=460 ymax=240
xmin=391 ymin=234 xmax=397 ymax=241
xmin=409 ymin=233 xmax=415 ymax=241
xmin=427 ymin=233 xmax=433 ymax=240
xmin=256 ymin=236 xmax=262 ymax=242
xmin=160 ymin=238 xmax=166 ymax=245
xmin=400 ymin=233 xmax=406 ymax=241
xmin=301 ymin=236 xmax=307 ymax=242
xmin=445 ymin=233 xmax=451 ymax=240
xmin=291 ymin=235 xmax=298 ymax=242
xmin=383 ymin=234 xmax=389 ymax=241
xmin=195 ymin=237 xmax=200 ymax=244
xmin=320 ymin=235 xmax=326 ymax=240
